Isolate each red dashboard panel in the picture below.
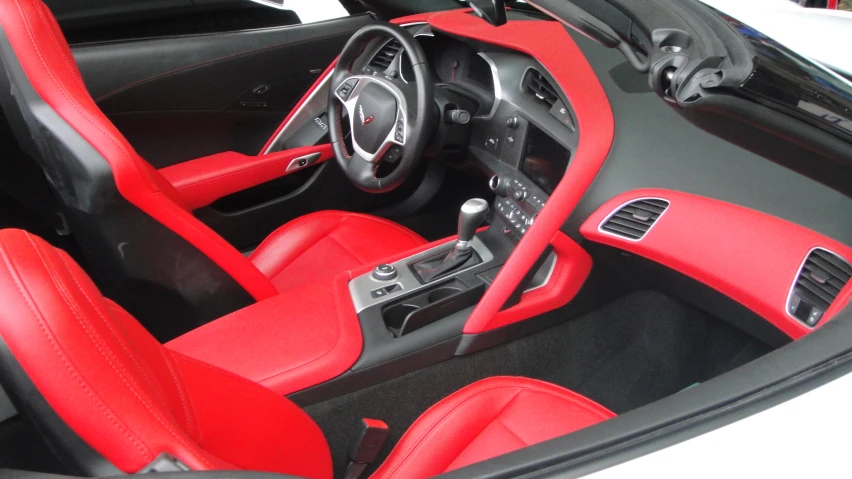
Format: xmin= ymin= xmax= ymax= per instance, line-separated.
xmin=580 ymin=189 xmax=852 ymax=339
xmin=159 ymin=145 xmax=333 ymax=210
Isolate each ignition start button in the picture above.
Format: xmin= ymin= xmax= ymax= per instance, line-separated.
xmin=373 ymin=264 xmax=398 ymax=281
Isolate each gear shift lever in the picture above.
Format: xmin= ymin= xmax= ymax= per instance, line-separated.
xmin=413 ymin=199 xmax=489 ymax=283
xmin=454 ymin=198 xmax=490 ymax=253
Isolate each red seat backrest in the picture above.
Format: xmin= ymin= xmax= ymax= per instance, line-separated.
xmin=0 ymin=228 xmax=331 ymax=478
xmin=0 ymin=0 xmax=277 ymax=301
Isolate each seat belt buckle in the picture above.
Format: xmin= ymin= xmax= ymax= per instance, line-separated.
xmin=138 ymin=452 xmax=190 ymax=473
xmin=344 ymin=418 xmax=389 ymax=479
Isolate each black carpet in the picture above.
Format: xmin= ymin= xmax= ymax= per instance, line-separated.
xmin=304 ymin=290 xmax=772 ymax=477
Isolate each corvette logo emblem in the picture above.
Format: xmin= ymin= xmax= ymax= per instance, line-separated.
xmin=359 ymin=105 xmax=375 ymax=126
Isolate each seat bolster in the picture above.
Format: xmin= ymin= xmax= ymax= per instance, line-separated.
xmin=371 ymin=377 xmax=615 ymax=479
xmin=171 ymin=352 xmax=332 ymax=479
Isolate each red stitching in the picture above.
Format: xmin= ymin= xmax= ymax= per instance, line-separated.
xmin=55 ymin=253 xmax=172 ymax=411
xmin=159 ymin=347 xmax=200 ymax=439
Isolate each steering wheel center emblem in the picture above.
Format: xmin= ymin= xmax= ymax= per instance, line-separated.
xmin=359 ymin=104 xmax=375 ymax=126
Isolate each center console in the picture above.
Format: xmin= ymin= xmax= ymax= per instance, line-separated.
xmin=293 ymin=54 xmax=583 ymax=404
xmin=308 ymin=118 xmax=572 ymax=403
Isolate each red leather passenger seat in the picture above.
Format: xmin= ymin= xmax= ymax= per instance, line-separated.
xmin=0 ymin=229 xmax=614 ymax=478
xmin=372 ymin=376 xmax=615 ymax=478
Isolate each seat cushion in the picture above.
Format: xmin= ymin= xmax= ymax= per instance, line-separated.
xmin=250 ymin=211 xmax=427 ymax=292
xmin=372 ymin=377 xmax=615 ymax=479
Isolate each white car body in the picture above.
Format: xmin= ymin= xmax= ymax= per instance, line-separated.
xmin=587 ymin=372 xmax=852 ymax=477
xmin=702 ymin=0 xmax=852 ymax=76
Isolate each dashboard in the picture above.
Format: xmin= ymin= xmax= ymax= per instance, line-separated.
xmin=359 ymin=24 xmax=579 ymax=243
xmin=264 ymin=9 xmax=852 ymax=343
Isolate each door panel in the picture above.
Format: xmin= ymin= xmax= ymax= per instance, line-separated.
xmin=109 ymin=110 xmax=284 ymax=168
xmin=72 ymin=13 xmax=374 ymax=164
xmin=63 ymin=11 xmax=422 ymax=250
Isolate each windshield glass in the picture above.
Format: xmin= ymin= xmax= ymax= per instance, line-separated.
xmin=714 ymin=10 xmax=852 ymax=139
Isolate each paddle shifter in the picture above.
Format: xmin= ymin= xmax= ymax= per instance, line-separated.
xmin=413 ymin=199 xmax=489 ymax=283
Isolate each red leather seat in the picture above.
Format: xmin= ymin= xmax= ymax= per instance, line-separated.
xmin=0 ymin=229 xmax=615 ymax=478
xmin=372 ymin=376 xmax=616 ymax=479
xmin=0 ymin=0 xmax=426 ymax=331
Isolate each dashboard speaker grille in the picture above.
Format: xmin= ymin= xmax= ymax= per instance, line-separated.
xmin=600 ymin=199 xmax=669 ymax=240
xmin=369 ymin=40 xmax=402 ymax=70
xmin=523 ymin=69 xmax=559 ymax=106
xmin=789 ymin=249 xmax=852 ymax=326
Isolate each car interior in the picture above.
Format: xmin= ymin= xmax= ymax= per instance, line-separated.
xmin=1 ymin=0 xmax=852 ymax=478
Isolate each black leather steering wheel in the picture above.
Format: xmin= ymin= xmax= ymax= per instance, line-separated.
xmin=328 ymin=23 xmax=434 ymax=193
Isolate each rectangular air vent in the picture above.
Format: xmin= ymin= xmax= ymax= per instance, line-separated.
xmin=788 ymin=248 xmax=852 ymax=327
xmin=599 ymin=198 xmax=670 ymax=241
xmin=523 ymin=68 xmax=559 ymax=107
xmin=369 ymin=40 xmax=402 ymax=70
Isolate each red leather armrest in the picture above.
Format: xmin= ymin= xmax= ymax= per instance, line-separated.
xmin=159 ymin=145 xmax=334 ymax=211
xmin=166 ymin=273 xmax=362 ymax=396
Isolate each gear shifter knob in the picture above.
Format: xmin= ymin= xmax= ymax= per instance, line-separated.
xmin=456 ymin=198 xmax=489 ymax=250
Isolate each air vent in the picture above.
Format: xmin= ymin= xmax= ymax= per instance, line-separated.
xmin=788 ymin=248 xmax=852 ymax=327
xmin=523 ymin=69 xmax=559 ymax=107
xmin=369 ymin=40 xmax=402 ymax=70
xmin=600 ymin=198 xmax=669 ymax=241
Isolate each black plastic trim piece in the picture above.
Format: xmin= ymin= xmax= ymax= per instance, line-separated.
xmin=289 ymin=334 xmax=463 ymax=407
xmin=501 ymin=245 xmax=553 ymax=310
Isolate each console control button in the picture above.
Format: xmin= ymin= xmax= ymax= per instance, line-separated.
xmin=550 ymin=100 xmax=575 ymax=128
xmin=370 ymin=283 xmax=401 ymax=298
xmin=336 ymin=79 xmax=359 ymax=101
xmin=394 ymin=110 xmax=405 ymax=143
xmin=526 ymin=194 xmax=546 ymax=210
xmin=485 ymin=135 xmax=499 ymax=151
xmin=373 ymin=264 xmax=398 ymax=281
xmin=384 ymin=146 xmax=403 ymax=163
xmin=513 ymin=189 xmax=527 ymax=201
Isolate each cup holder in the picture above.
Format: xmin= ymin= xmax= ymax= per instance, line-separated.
xmin=428 ymin=287 xmax=463 ymax=304
xmin=383 ymin=303 xmax=420 ymax=330
xmin=381 ymin=278 xmax=485 ymax=337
